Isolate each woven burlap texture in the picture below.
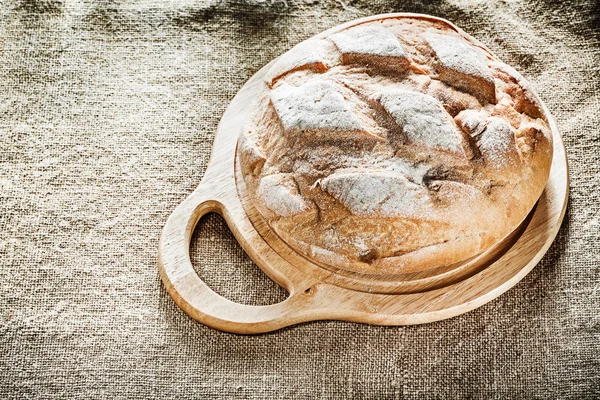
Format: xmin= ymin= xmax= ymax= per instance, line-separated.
xmin=1 ymin=0 xmax=598 ymax=398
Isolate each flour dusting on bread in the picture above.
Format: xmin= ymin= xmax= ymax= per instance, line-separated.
xmin=256 ymin=173 xmax=310 ymax=218
xmin=374 ymin=89 xmax=469 ymax=156
xmin=423 ymin=30 xmax=496 ymax=104
xmin=321 ymin=169 xmax=432 ymax=218
xmin=271 ymin=80 xmax=363 ymax=132
xmin=331 ymin=26 xmax=406 ymax=58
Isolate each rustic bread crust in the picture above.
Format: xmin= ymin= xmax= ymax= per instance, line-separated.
xmin=239 ymin=15 xmax=553 ymax=275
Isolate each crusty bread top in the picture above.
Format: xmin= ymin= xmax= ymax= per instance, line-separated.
xmin=239 ymin=15 xmax=553 ymax=275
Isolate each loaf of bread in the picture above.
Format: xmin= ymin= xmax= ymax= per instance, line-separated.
xmin=239 ymin=15 xmax=553 ymax=275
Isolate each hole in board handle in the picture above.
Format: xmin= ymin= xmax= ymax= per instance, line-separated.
xmin=189 ymin=212 xmax=288 ymax=306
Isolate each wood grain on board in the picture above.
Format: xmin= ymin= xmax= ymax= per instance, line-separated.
xmin=158 ymin=14 xmax=569 ymax=334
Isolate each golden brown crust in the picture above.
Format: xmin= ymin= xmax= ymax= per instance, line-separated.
xmin=239 ymin=15 xmax=553 ymax=275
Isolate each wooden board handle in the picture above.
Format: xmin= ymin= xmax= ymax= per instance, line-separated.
xmin=158 ymin=184 xmax=321 ymax=334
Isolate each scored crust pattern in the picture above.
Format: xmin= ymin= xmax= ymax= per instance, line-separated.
xmin=239 ymin=16 xmax=553 ymax=275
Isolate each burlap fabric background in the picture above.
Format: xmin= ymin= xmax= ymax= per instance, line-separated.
xmin=1 ymin=0 xmax=599 ymax=398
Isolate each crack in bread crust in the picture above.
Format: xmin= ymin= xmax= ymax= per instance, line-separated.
xmin=239 ymin=16 xmax=553 ymax=275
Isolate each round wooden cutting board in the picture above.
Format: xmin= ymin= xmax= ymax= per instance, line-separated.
xmin=158 ymin=14 xmax=569 ymax=334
